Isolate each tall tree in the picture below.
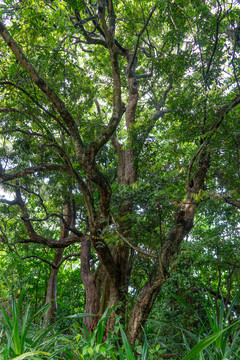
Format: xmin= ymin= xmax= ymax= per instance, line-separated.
xmin=0 ymin=0 xmax=239 ymax=343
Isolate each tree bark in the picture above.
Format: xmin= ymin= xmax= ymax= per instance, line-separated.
xmin=2 ymin=2 xmax=240 ymax=345
xmin=104 ymin=53 xmax=139 ymax=329
xmin=43 ymin=202 xmax=73 ymax=325
xmin=43 ymin=248 xmax=64 ymax=326
xmin=127 ymin=151 xmax=211 ymax=344
xmin=81 ymin=236 xmax=100 ymax=332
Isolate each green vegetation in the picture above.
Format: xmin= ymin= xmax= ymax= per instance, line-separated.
xmin=1 ymin=294 xmax=239 ymax=359
xmin=0 ymin=0 xmax=240 ymax=358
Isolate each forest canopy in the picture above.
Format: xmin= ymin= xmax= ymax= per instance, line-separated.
xmin=0 ymin=0 xmax=240 ymax=356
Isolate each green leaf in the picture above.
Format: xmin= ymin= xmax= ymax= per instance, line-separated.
xmin=13 ymin=351 xmax=51 ymax=359
xmin=182 ymin=320 xmax=240 ymax=360
xmin=119 ymin=323 xmax=136 ymax=360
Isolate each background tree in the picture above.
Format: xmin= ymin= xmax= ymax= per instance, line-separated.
xmin=0 ymin=0 xmax=239 ymax=345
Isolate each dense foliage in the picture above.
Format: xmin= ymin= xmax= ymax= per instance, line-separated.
xmin=0 ymin=0 xmax=240 ymax=358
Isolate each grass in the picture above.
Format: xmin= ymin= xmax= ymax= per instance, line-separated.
xmin=0 ymin=292 xmax=239 ymax=359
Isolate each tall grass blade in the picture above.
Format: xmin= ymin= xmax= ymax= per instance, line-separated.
xmin=13 ymin=351 xmax=51 ymax=359
xmin=118 ymin=344 xmax=125 ymax=360
xmin=20 ymin=303 xmax=31 ymax=351
xmin=20 ymin=302 xmax=50 ymax=346
xmin=141 ymin=329 xmax=148 ymax=360
xmin=225 ymin=289 xmax=240 ymax=321
xmin=0 ymin=304 xmax=13 ymax=330
xmin=170 ymin=293 xmax=192 ymax=309
xmin=182 ymin=319 xmax=240 ymax=360
xmin=11 ymin=295 xmax=21 ymax=355
xmin=119 ymin=323 xmax=135 ymax=360
xmin=96 ymin=306 xmax=110 ymax=345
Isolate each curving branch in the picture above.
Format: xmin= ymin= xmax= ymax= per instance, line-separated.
xmin=16 ymin=252 xmax=81 ymax=269
xmin=7 ymin=188 xmax=84 ymax=249
xmin=137 ymin=81 xmax=173 ymax=151
xmin=205 ymin=3 xmax=222 ymax=82
xmin=127 ymin=5 xmax=156 ymax=77
xmin=85 ymin=1 xmax=126 ymax=157
xmin=49 ymin=140 xmax=96 ymax=223
xmin=0 ymin=81 xmax=70 ymax=135
xmin=73 ymin=7 xmax=107 ymax=48
xmin=211 ymin=193 xmax=240 ymax=209
xmin=17 ymin=234 xmax=83 ymax=248
xmin=186 ymin=142 xmax=208 ymax=190
xmin=127 ymin=146 xmax=211 ymax=344
xmin=0 ymin=21 xmax=84 ymax=150
xmin=186 ymin=92 xmax=240 ymax=189
xmin=97 ymin=1 xmax=109 ymax=39
xmin=111 ymin=213 xmax=157 ymax=259
xmin=0 ymin=184 xmax=87 ymax=239
xmin=72 ymin=5 xmax=127 ymax=56
xmin=0 ymin=164 xmax=69 ymax=181
xmin=0 ymin=198 xmax=18 ymax=206
xmin=0 ymin=128 xmax=43 ymax=137
xmin=0 ymin=107 xmax=50 ymax=137
xmin=17 ymin=255 xmax=59 ymax=269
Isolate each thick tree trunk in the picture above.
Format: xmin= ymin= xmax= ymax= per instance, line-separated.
xmin=102 ymin=54 xmax=139 ymax=330
xmin=81 ymin=236 xmax=100 ymax=331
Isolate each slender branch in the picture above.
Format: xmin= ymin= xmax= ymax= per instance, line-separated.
xmin=225 ymin=265 xmax=235 ymax=309
xmin=94 ymin=98 xmax=103 ymax=121
xmin=127 ymin=5 xmax=156 ymax=77
xmin=111 ymin=213 xmax=157 ymax=259
xmin=0 ymin=165 xmax=69 ymax=181
xmin=137 ymin=81 xmax=173 ymax=150
xmin=73 ymin=9 xmax=107 ymax=48
xmin=58 ymin=252 xmax=81 ymax=267
xmin=0 ymin=81 xmax=70 ymax=135
xmin=205 ymin=4 xmax=222 ymax=81
xmin=0 ymin=107 xmax=50 ymax=137
xmin=97 ymin=1 xmax=109 ymax=39
xmin=14 ymin=252 xmax=81 ymax=269
xmin=17 ymin=234 xmax=83 ymax=248
xmin=0 ymin=21 xmax=84 ymax=150
xmin=0 ymin=183 xmax=81 ymax=232
xmin=157 ymin=203 xmax=164 ymax=248
xmin=48 ymin=141 xmax=96 ymax=222
xmin=0 ymin=128 xmax=43 ymax=137
xmin=215 ymin=267 xmax=222 ymax=323
xmin=186 ymin=93 xmax=240 ymax=188
xmin=192 ymin=287 xmax=240 ymax=312
xmin=73 ymin=7 xmax=127 ymax=56
xmin=88 ymin=64 xmax=124 ymax=156
xmin=18 ymin=255 xmax=58 ymax=268
xmin=195 ymin=27 xmax=206 ymax=81
xmin=0 ymin=198 xmax=18 ymax=205
xmin=10 ymin=188 xmax=84 ymax=248
xmin=211 ymin=193 xmax=240 ymax=209
xmin=231 ymin=39 xmax=240 ymax=92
